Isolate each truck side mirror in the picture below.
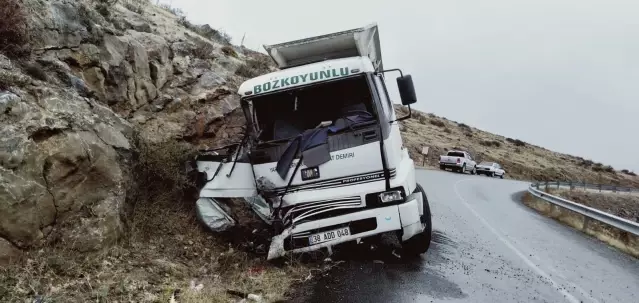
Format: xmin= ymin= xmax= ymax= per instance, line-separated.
xmin=397 ymin=75 xmax=417 ymax=105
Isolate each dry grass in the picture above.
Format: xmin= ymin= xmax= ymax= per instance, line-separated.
xmin=480 ymin=140 xmax=501 ymax=148
xmin=0 ymin=68 xmax=30 ymax=90
xmin=506 ymin=137 xmax=526 ymax=147
xmin=177 ymin=19 xmax=232 ymax=45
xmin=0 ymin=138 xmax=314 ymax=302
xmin=221 ymin=45 xmax=238 ymax=58
xmin=158 ymin=3 xmax=184 ymax=17
xmin=235 ymin=58 xmax=272 ymax=78
xmin=192 ymin=38 xmax=215 ymax=59
xmin=548 ymin=189 xmax=639 ymax=222
xmin=0 ymin=0 xmax=30 ymax=58
xmin=0 ymin=232 xmax=311 ymax=302
xmin=522 ymin=192 xmax=639 ymax=258
xmin=429 ymin=119 xmax=445 ymax=127
xmin=121 ymin=0 xmax=148 ymax=14
xmin=397 ymin=106 xmax=639 ymax=187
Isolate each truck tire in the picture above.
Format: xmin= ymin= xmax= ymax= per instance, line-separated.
xmin=471 ymin=166 xmax=477 ymax=175
xmin=402 ymin=183 xmax=432 ymax=258
xmin=500 ymin=173 xmax=504 ymax=179
xmin=460 ymin=164 xmax=466 ymax=174
xmin=490 ymin=172 xmax=495 ymax=177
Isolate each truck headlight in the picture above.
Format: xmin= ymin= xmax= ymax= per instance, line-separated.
xmin=379 ymin=190 xmax=403 ymax=203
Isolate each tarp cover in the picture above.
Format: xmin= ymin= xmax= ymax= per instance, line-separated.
xmin=275 ymin=104 xmax=374 ymax=179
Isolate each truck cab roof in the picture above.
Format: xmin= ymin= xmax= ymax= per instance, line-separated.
xmin=238 ymin=23 xmax=383 ymax=97
xmin=264 ymin=23 xmax=382 ymax=70
xmin=238 ymin=56 xmax=375 ymax=97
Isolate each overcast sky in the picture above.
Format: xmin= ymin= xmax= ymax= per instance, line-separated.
xmin=162 ymin=0 xmax=639 ymax=172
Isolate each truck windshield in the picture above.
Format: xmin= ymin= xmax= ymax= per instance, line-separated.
xmin=246 ymin=75 xmax=377 ymax=142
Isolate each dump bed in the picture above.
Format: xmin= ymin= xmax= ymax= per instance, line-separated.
xmin=263 ymin=23 xmax=383 ymax=71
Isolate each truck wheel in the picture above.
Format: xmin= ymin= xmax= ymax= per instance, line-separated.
xmin=471 ymin=166 xmax=477 ymax=175
xmin=402 ymin=183 xmax=432 ymax=258
xmin=490 ymin=172 xmax=495 ymax=177
xmin=500 ymin=173 xmax=504 ymax=179
xmin=460 ymin=164 xmax=466 ymax=174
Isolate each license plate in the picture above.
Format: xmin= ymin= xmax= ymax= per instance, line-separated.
xmin=308 ymin=227 xmax=350 ymax=245
xmin=301 ymin=167 xmax=320 ymax=181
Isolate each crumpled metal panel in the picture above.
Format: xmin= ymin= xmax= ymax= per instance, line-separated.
xmin=195 ymin=197 xmax=236 ymax=232
xmin=244 ymin=195 xmax=273 ymax=224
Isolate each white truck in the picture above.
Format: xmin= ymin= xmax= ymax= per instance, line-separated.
xmin=439 ymin=150 xmax=477 ymax=174
xmin=192 ymin=23 xmax=432 ymax=260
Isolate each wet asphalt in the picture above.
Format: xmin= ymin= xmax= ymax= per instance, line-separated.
xmin=305 ymin=170 xmax=639 ymax=303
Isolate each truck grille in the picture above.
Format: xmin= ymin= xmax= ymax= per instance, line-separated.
xmin=282 ymin=196 xmax=363 ymax=227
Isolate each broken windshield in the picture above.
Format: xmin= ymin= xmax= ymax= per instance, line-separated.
xmin=244 ymin=75 xmax=377 ymax=143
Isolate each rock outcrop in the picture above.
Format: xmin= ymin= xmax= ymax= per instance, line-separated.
xmin=0 ymin=52 xmax=133 ymax=253
xmin=0 ymin=0 xmax=274 ymax=262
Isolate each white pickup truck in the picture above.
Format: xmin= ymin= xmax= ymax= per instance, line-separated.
xmin=439 ymin=150 xmax=477 ymax=174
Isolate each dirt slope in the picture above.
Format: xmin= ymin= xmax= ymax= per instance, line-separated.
xmin=396 ymin=106 xmax=639 ymax=187
xmin=549 ymin=189 xmax=639 ymax=222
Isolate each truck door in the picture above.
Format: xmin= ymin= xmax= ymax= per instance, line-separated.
xmin=196 ymin=143 xmax=257 ymax=198
xmin=371 ymin=74 xmax=403 ymax=169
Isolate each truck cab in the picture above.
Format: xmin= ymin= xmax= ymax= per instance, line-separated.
xmin=194 ymin=23 xmax=432 ymax=260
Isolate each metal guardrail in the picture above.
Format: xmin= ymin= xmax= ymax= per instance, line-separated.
xmin=528 ymin=182 xmax=639 ymax=236
xmin=533 ymin=180 xmax=639 ymax=194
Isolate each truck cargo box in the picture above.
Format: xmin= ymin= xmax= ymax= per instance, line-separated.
xmin=263 ymin=23 xmax=383 ymax=71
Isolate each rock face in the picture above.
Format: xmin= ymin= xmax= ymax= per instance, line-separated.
xmin=0 ymin=0 xmax=275 ymax=262
xmin=0 ymin=54 xmax=132 ymax=252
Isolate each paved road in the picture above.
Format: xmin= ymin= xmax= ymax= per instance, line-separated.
xmin=307 ymin=170 xmax=639 ymax=303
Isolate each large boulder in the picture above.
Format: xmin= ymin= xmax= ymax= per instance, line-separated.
xmin=0 ymin=55 xmax=134 ymax=258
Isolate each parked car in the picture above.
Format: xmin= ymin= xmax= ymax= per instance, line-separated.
xmin=476 ymin=162 xmax=506 ymax=178
xmin=439 ymin=150 xmax=477 ymax=174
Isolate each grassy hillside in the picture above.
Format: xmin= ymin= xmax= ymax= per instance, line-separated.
xmin=396 ymin=106 xmax=639 ymax=187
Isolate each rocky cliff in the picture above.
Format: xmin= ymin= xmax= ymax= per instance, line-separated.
xmin=0 ymin=0 xmax=273 ymax=263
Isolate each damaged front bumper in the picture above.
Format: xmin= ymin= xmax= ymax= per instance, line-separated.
xmin=267 ymin=197 xmax=423 ymax=260
xmin=195 ymin=196 xmax=273 ymax=232
xmin=194 ymin=182 xmax=424 ymax=260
